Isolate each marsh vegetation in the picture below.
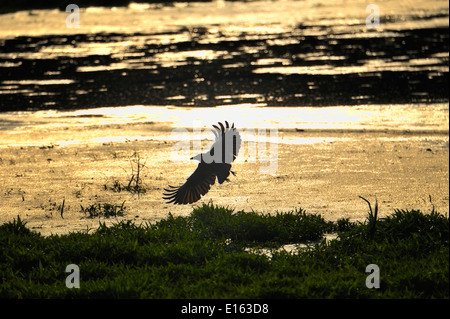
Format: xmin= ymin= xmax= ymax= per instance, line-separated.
xmin=1 ymin=202 xmax=448 ymax=298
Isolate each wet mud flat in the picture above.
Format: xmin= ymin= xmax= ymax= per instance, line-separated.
xmin=0 ymin=122 xmax=448 ymax=236
xmin=0 ymin=26 xmax=448 ymax=112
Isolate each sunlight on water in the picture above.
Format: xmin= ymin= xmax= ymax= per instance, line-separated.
xmin=0 ymin=0 xmax=448 ymax=147
xmin=154 ymin=50 xmax=230 ymax=67
xmin=2 ymin=79 xmax=75 ymax=85
xmin=253 ymin=58 xmax=449 ymax=75
xmin=0 ymin=103 xmax=448 ymax=148
xmin=2 ymin=103 xmax=448 ymax=131
xmin=1 ymin=0 xmax=447 ymax=38
xmin=0 ymin=0 xmax=447 ymax=111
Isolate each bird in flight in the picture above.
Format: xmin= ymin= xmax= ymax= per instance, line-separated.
xmin=163 ymin=121 xmax=241 ymax=204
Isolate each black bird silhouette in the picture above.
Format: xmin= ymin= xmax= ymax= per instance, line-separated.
xmin=163 ymin=121 xmax=241 ymax=204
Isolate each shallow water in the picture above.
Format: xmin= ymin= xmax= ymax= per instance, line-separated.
xmin=0 ymin=0 xmax=448 ymax=111
xmin=0 ymin=103 xmax=448 ymax=148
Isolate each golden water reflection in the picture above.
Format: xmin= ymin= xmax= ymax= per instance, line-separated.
xmin=0 ymin=103 xmax=448 ymax=148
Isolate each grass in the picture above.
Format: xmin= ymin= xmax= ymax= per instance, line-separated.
xmin=0 ymin=202 xmax=448 ymax=298
xmin=80 ymin=201 xmax=126 ymax=218
xmin=104 ymin=152 xmax=147 ymax=197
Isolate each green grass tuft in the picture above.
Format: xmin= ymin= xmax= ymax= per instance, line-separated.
xmin=189 ymin=203 xmax=333 ymax=246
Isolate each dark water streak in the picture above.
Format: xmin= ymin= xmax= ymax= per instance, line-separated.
xmin=0 ymin=25 xmax=448 ymax=112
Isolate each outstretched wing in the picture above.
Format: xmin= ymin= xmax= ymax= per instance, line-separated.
xmin=209 ymin=121 xmax=241 ymax=163
xmin=164 ymin=121 xmax=240 ymax=205
xmin=163 ymin=162 xmax=217 ymax=204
